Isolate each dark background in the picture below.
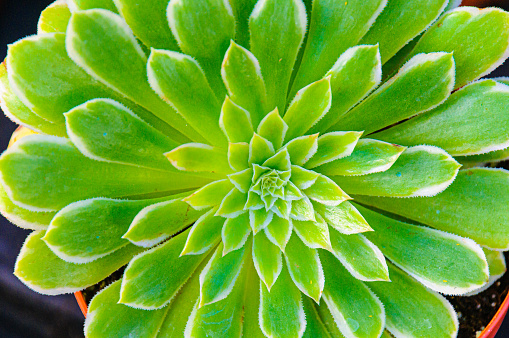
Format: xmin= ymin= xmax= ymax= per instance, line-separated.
xmin=0 ymin=1 xmax=508 ymax=337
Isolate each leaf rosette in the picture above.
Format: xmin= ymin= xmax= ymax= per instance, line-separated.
xmin=1 ymin=0 xmax=509 ymax=337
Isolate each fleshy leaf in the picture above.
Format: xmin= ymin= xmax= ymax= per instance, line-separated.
xmin=357 ymin=204 xmax=489 ymax=295
xmin=15 ymin=231 xmax=142 ymax=295
xmin=249 ymin=209 xmax=274 ymax=234
xmin=253 ymin=231 xmax=283 ymax=290
xmin=183 ymin=179 xmax=233 ymax=210
xmin=360 ymin=0 xmax=448 ymax=62
xmin=466 ymin=248 xmax=507 ymax=296
xmin=37 ymin=1 xmax=71 ymax=34
xmin=320 ymin=250 xmax=385 ymax=338
xmin=0 ymin=136 xmax=210 ymax=212
xmin=124 ymin=196 xmax=204 ymax=248
xmin=216 ymin=188 xmax=248 ymax=218
xmin=264 ymin=215 xmax=293 ymax=252
xmin=292 ymin=213 xmax=331 ymax=250
xmin=302 ymin=297 xmax=332 ymax=338
xmin=120 ymin=230 xmax=207 ymax=309
xmin=284 ymin=77 xmax=332 ymax=143
xmin=368 ymin=263 xmax=458 ymax=338
xmin=354 ymin=168 xmax=509 ymax=250
xmin=84 ymin=281 xmax=168 ymax=338
xmin=219 ymin=97 xmax=254 ymax=143
xmin=333 ymin=145 xmax=461 ymax=198
xmin=259 ymin=263 xmax=306 ymax=338
xmin=284 ymin=134 xmax=319 ymax=166
xmin=257 ymin=108 xmax=288 ymax=150
xmin=181 ymin=207 xmax=223 ymax=256
xmin=303 ymin=174 xmax=350 ymax=207
xmin=263 ymin=148 xmax=292 ymax=172
xmin=409 ymin=7 xmax=509 ymax=89
xmin=290 ymin=196 xmax=315 ymax=221
xmin=329 ymin=228 xmax=389 ymax=282
xmin=249 ymin=133 xmax=275 ymax=165
xmin=373 ymin=80 xmax=509 ymax=156
xmin=314 ymin=201 xmax=372 ymax=235
xmin=330 ymin=52 xmax=455 ymax=134
xmin=67 ymin=0 xmax=118 ymax=11
xmin=249 ymin=0 xmax=307 ymax=112
xmin=65 ymin=98 xmax=178 ymax=170
xmin=166 ymin=143 xmax=231 ymax=174
xmin=222 ymin=212 xmax=251 ymax=256
xmin=316 ymin=139 xmax=406 ymax=176
xmin=284 ymin=233 xmax=324 ymax=302
xmin=305 ymin=131 xmax=362 ymax=169
xmin=148 ymin=49 xmax=226 ymax=146
xmin=221 ymin=40 xmax=267 ymax=126
xmin=228 ymin=142 xmax=249 ymax=171
xmin=227 ymin=168 xmax=253 ymax=193
xmin=290 ymin=165 xmax=319 ymax=190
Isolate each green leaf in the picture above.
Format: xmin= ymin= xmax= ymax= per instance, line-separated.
xmin=260 ymin=263 xmax=306 ymax=338
xmin=249 ymin=209 xmax=274 ymax=234
xmin=353 ymin=168 xmax=509 ymax=250
xmin=408 ymin=7 xmax=509 ymax=89
xmin=368 ymin=263 xmax=458 ymax=338
xmin=357 ymin=204 xmax=489 ymax=295
xmin=302 ymin=297 xmax=332 ymax=338
xmin=284 ymin=134 xmax=319 ymax=166
xmin=241 ymin=259 xmax=266 ymax=338
xmin=253 ymin=231 xmax=283 ymax=290
xmin=167 ymin=0 xmax=235 ymax=97
xmin=84 ymin=281 xmax=168 ymax=338
xmin=15 ymin=231 xmax=142 ymax=295
xmin=457 ymin=147 xmax=509 ymax=168
xmin=257 ymin=108 xmax=288 ymax=150
xmin=360 ymin=0 xmax=448 ymax=62
xmin=216 ymin=188 xmax=248 ymax=218
xmin=290 ymin=196 xmax=315 ymax=222
xmin=44 ymin=197 xmax=159 ymax=263
xmin=37 ymin=1 xmax=71 ymax=34
xmin=292 ymin=213 xmax=331 ymax=250
xmin=227 ymin=168 xmax=252 ymax=193
xmin=0 ymin=182 xmax=55 ymax=230
xmin=113 ymin=0 xmax=180 ymax=50
xmin=309 ymin=44 xmax=382 ymax=134
xmin=329 ymin=228 xmax=389 ymax=282
xmin=228 ymin=0 xmax=258 ymax=48
xmin=0 ymin=63 xmax=65 ymax=136
xmin=183 ymin=179 xmax=233 ymax=210
xmin=228 ymin=142 xmax=250 ymax=171
xmin=148 ymin=49 xmax=227 ymax=146
xmin=249 ymin=133 xmax=275 ymax=165
xmin=314 ymin=298 xmax=346 ymax=338
xmin=291 ymin=0 xmax=386 ymax=98
xmin=290 ymin=165 xmax=319 ymax=190
xmin=320 ymin=250 xmax=385 ymax=338
xmin=67 ymin=9 xmax=200 ymax=142
xmin=303 ymin=174 xmax=350 ymax=207
xmin=315 ymin=139 xmax=406 ymax=177
xmin=166 ymin=143 xmax=231 ymax=174
xmin=372 ymin=80 xmax=509 ymax=156
xmin=0 ymin=136 xmax=210 ymax=212
xmin=305 ymin=131 xmax=362 ymax=169
xmin=264 ymin=215 xmax=293 ymax=252
xmin=263 ymin=149 xmax=292 ymax=172
xmin=65 ymin=98 xmax=178 ymax=170
xmin=222 ymin=212 xmax=251 ymax=256
xmin=314 ymin=201 xmax=372 ymax=235
xmin=466 ymin=248 xmax=507 ymax=296
xmin=219 ymin=97 xmax=254 ymax=143
xmin=284 ymin=233 xmax=324 ymax=302
xmin=221 ymin=40 xmax=268 ymax=126
xmin=249 ymin=0 xmax=307 ymax=112
xmin=284 ymin=77 xmax=332 ymax=143
xmin=333 ymin=145 xmax=461 ymax=198
xmin=330 ymin=52 xmax=455 ymax=134
xmin=67 ymin=0 xmax=118 ymax=11
xmin=124 ymin=199 xmax=203 ymax=247
xmin=120 ymin=230 xmax=208 ymax=309
xmin=181 ymin=207 xmax=223 ymax=255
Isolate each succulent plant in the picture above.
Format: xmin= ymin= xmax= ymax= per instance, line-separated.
xmin=2 ymin=0 xmax=509 ymax=337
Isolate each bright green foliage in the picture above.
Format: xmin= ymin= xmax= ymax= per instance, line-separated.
xmin=2 ymin=1 xmax=509 ymax=338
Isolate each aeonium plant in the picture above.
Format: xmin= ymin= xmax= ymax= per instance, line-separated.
xmin=1 ymin=0 xmax=509 ymax=337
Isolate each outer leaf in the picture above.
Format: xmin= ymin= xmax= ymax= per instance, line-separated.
xmin=357 ymin=204 xmax=489 ymax=295
xmin=368 ymin=263 xmax=458 ymax=338
xmin=264 ymin=215 xmax=293 ymax=252
xmin=320 ymin=250 xmax=385 ymax=338
xmin=291 ymin=0 xmax=386 ymax=96
xmin=314 ymin=201 xmax=372 ymax=235
xmin=228 ymin=142 xmax=249 ymax=171
xmin=221 ymin=40 xmax=268 ymax=126
xmin=249 ymin=209 xmax=274 ymax=234
xmin=284 ymin=77 xmax=332 ymax=143
xmin=67 ymin=0 xmax=118 ymax=11
xmin=15 ymin=231 xmax=142 ymax=295
xmin=290 ymin=165 xmax=319 ymax=190
xmin=84 ymin=281 xmax=168 ymax=338
xmin=227 ymin=168 xmax=253 ymax=193
xmin=316 ymin=139 xmax=406 ymax=176
xmin=253 ymin=231 xmax=283 ymax=290
xmin=290 ymin=196 xmax=315 ymax=221
xmin=284 ymin=233 xmax=324 ymax=302
xmin=309 ymin=45 xmax=382 ymax=133
xmin=304 ymin=175 xmax=350 ymax=207
xmin=330 ymin=52 xmax=455 ymax=134
xmin=37 ymin=1 xmax=71 ymax=34
xmin=181 ymin=207 xmax=223 ymax=255
xmin=333 ymin=145 xmax=461 ymax=198
xmin=241 ymin=259 xmax=266 ymax=338
xmin=457 ymin=147 xmax=509 ymax=167
xmin=65 ymin=98 xmax=178 ymax=169
xmin=360 ymin=0 xmax=448 ymax=62
xmin=222 ymin=212 xmax=251 ymax=255
xmin=329 ymin=229 xmax=389 ymax=282
xmin=292 ymin=213 xmax=331 ymax=250
xmin=216 ymin=188 xmax=248 ymax=218
xmin=166 ymin=143 xmax=231 ymax=174
xmin=466 ymin=248 xmax=507 ymax=296
xmin=249 ymin=133 xmax=275 ymax=165
xmin=314 ymin=299 xmax=346 ymax=338
xmin=257 ymin=108 xmax=288 ymax=150
xmin=220 ymin=97 xmax=254 ymax=143
xmin=249 ymin=0 xmax=307 ymax=112
xmin=409 ymin=7 xmax=509 ymax=88
xmin=120 ymin=230 xmax=207 ymax=309
xmin=284 ymin=134 xmax=319 ymax=166
xmin=183 ymin=179 xmax=233 ymax=210
xmin=260 ymin=263 xmax=306 ymax=338
xmin=354 ymin=168 xmax=509 ymax=250
xmin=305 ymin=131 xmax=362 ymax=169
xmin=148 ymin=49 xmax=227 ymax=146
xmin=302 ymin=297 xmax=332 ymax=338
xmin=372 ymin=80 xmax=509 ymax=156
xmin=0 ymin=136 xmax=210 ymax=212
xmin=228 ymin=0 xmax=258 ymax=47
